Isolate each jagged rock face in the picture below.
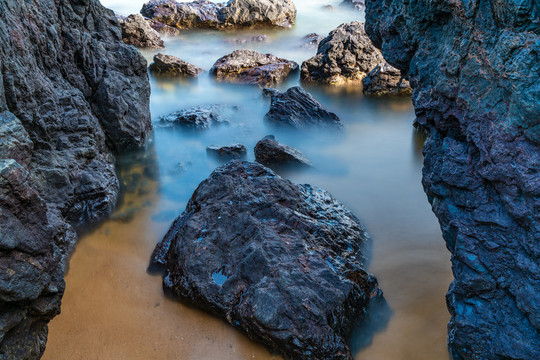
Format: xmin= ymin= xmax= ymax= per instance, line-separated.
xmin=301 ymin=22 xmax=384 ymax=85
xmin=362 ymin=62 xmax=412 ymax=97
xmin=141 ymin=0 xmax=297 ymax=30
xmin=366 ymin=1 xmax=540 ymax=359
xmin=157 ymin=104 xmax=238 ymax=129
xmin=210 ymin=49 xmax=298 ymax=87
xmin=117 ymin=13 xmax=165 ymax=49
xmin=254 ymin=136 xmax=311 ymax=168
xmin=151 ymin=161 xmax=381 ymax=360
xmin=0 ymin=0 xmax=151 ymax=357
xmin=149 ymin=53 xmax=204 ymax=77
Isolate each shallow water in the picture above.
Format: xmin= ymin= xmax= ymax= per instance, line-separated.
xmin=43 ymin=1 xmax=452 ymax=359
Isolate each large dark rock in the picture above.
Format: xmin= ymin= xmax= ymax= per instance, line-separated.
xmin=362 ymin=62 xmax=412 ymax=97
xmin=210 ymin=49 xmax=298 ymax=87
xmin=141 ymin=0 xmax=297 ymax=30
xmin=117 ymin=13 xmax=165 ymax=49
xmin=149 ymin=53 xmax=204 ymax=77
xmin=255 ymin=135 xmax=311 ymax=168
xmin=157 ymin=104 xmax=238 ymax=129
xmin=301 ymin=22 xmax=384 ymax=85
xmin=263 ymin=87 xmax=343 ymax=129
xmin=366 ymin=0 xmax=540 ymax=359
xmin=0 ymin=0 xmax=151 ymax=357
xmin=151 ymin=161 xmax=381 ymax=360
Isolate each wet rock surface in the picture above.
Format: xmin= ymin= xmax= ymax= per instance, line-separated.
xmin=0 ymin=0 xmax=151 ymax=357
xmin=141 ymin=0 xmax=297 ymax=30
xmin=366 ymin=0 xmax=540 ymax=359
xmin=301 ymin=33 xmax=323 ymax=48
xmin=151 ymin=161 xmax=381 ymax=360
xmin=362 ymin=62 xmax=412 ymax=97
xmin=255 ymin=135 xmax=311 ymax=168
xmin=157 ymin=105 xmax=238 ymax=129
xmin=263 ymin=87 xmax=342 ymax=129
xmin=301 ymin=22 xmax=384 ymax=85
xmin=118 ymin=13 xmax=165 ymax=48
xmin=210 ymin=49 xmax=298 ymax=87
xmin=149 ymin=53 xmax=204 ymax=77
xmin=206 ymin=144 xmax=247 ymax=159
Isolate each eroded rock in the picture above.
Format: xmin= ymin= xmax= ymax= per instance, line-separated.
xmin=157 ymin=105 xmax=238 ymax=129
xmin=149 ymin=53 xmax=204 ymax=77
xmin=255 ymin=135 xmax=311 ymax=168
xmin=362 ymin=62 xmax=412 ymax=97
xmin=151 ymin=161 xmax=382 ymax=360
xmin=118 ymin=13 xmax=165 ymax=49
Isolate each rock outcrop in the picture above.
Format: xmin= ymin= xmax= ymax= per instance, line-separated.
xmin=206 ymin=144 xmax=247 ymax=159
xmin=301 ymin=22 xmax=384 ymax=85
xmin=210 ymin=50 xmax=298 ymax=87
xmin=0 ymin=0 xmax=151 ymax=357
xmin=157 ymin=105 xmax=238 ymax=129
xmin=150 ymin=161 xmax=382 ymax=360
xmin=141 ymin=0 xmax=297 ymax=30
xmin=255 ymin=135 xmax=311 ymax=168
xmin=149 ymin=53 xmax=204 ymax=77
xmin=362 ymin=62 xmax=412 ymax=97
xmin=366 ymin=0 xmax=539 ymax=359
xmin=263 ymin=87 xmax=342 ymax=129
xmin=118 ymin=13 xmax=165 ymax=49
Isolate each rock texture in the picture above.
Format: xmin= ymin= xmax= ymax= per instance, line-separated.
xmin=206 ymin=144 xmax=247 ymax=159
xmin=210 ymin=50 xmax=298 ymax=87
xmin=263 ymin=87 xmax=342 ymax=129
xmin=141 ymin=0 xmax=297 ymax=30
xmin=0 ymin=0 xmax=151 ymax=357
xmin=301 ymin=33 xmax=323 ymax=48
xmin=366 ymin=0 xmax=540 ymax=359
xmin=362 ymin=62 xmax=412 ymax=97
xmin=157 ymin=105 xmax=238 ymax=129
xmin=118 ymin=13 xmax=165 ymax=49
xmin=149 ymin=53 xmax=204 ymax=77
xmin=151 ymin=161 xmax=381 ymax=360
xmin=255 ymin=135 xmax=311 ymax=168
xmin=301 ymin=22 xmax=384 ymax=85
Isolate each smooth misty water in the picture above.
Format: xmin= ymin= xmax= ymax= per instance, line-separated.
xmin=43 ymin=1 xmax=452 ymax=359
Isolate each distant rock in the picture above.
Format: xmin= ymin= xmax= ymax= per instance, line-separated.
xmin=149 ymin=53 xmax=204 ymax=77
xmin=118 ymin=14 xmax=165 ymax=49
xmin=263 ymin=87 xmax=342 ymax=129
xmin=255 ymin=135 xmax=311 ymax=168
xmin=207 ymin=144 xmax=247 ymax=159
xmin=150 ymin=160 xmax=382 ymax=360
xmin=340 ymin=0 xmax=364 ymax=11
xmin=362 ymin=62 xmax=412 ymax=97
xmin=146 ymin=18 xmax=182 ymax=35
xmin=210 ymin=50 xmax=298 ymax=87
xmin=227 ymin=34 xmax=269 ymax=45
xmin=301 ymin=22 xmax=383 ymax=85
xmin=141 ymin=0 xmax=297 ymax=30
xmin=156 ymin=105 xmax=238 ymax=129
xmin=301 ymin=33 xmax=323 ymax=48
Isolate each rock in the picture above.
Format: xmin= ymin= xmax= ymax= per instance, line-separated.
xmin=210 ymin=49 xmax=298 ymax=87
xmin=206 ymin=144 xmax=247 ymax=159
xmin=0 ymin=0 xmax=151 ymax=356
xmin=150 ymin=161 xmax=382 ymax=360
xmin=118 ymin=14 xmax=165 ymax=49
xmin=255 ymin=135 xmax=311 ymax=168
xmin=146 ymin=18 xmax=182 ymax=35
xmin=157 ymin=105 xmax=238 ymax=129
xmin=301 ymin=33 xmax=323 ymax=48
xmin=263 ymin=87 xmax=342 ymax=129
xmin=301 ymin=22 xmax=384 ymax=85
xmin=366 ymin=1 xmax=540 ymax=359
xmin=340 ymin=0 xmax=364 ymax=11
xmin=227 ymin=34 xmax=269 ymax=45
xmin=141 ymin=0 xmax=297 ymax=30
xmin=149 ymin=53 xmax=204 ymax=77
xmin=362 ymin=62 xmax=412 ymax=97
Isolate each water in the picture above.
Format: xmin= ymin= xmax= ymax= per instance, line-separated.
xmin=43 ymin=1 xmax=452 ymax=359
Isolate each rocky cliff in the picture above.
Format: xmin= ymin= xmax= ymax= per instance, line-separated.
xmin=365 ymin=0 xmax=539 ymax=359
xmin=0 ymin=0 xmax=151 ymax=358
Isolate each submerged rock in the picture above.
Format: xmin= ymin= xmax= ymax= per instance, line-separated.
xmin=255 ymin=135 xmax=311 ymax=168
xmin=206 ymin=144 xmax=247 ymax=159
xmin=149 ymin=53 xmax=204 ymax=77
xmin=210 ymin=49 xmax=298 ymax=87
xmin=227 ymin=34 xmax=269 ymax=45
xmin=362 ymin=62 xmax=412 ymax=97
xmin=157 ymin=105 xmax=238 ymax=129
xmin=151 ymin=161 xmax=381 ymax=360
xmin=118 ymin=13 xmax=165 ymax=49
xmin=301 ymin=33 xmax=323 ymax=48
xmin=301 ymin=22 xmax=384 ymax=85
xmin=340 ymin=0 xmax=364 ymax=11
xmin=141 ymin=0 xmax=297 ymax=30
xmin=263 ymin=87 xmax=342 ymax=129
xmin=367 ymin=0 xmax=540 ymax=359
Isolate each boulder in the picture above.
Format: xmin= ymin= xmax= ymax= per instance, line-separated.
xmin=118 ymin=13 xmax=165 ymax=49
xmin=210 ymin=49 xmax=298 ymax=87
xmin=141 ymin=0 xmax=297 ymax=30
xmin=157 ymin=105 xmax=238 ymax=129
xmin=301 ymin=22 xmax=384 ymax=85
xmin=254 ymin=135 xmax=311 ymax=168
xmin=150 ymin=161 xmax=382 ymax=360
xmin=149 ymin=53 xmax=204 ymax=77
xmin=263 ymin=87 xmax=342 ymax=129
xmin=362 ymin=62 xmax=412 ymax=97
xmin=206 ymin=144 xmax=247 ymax=159
xmin=146 ymin=18 xmax=182 ymax=35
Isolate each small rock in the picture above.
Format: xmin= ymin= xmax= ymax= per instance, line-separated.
xmin=210 ymin=49 xmax=298 ymax=87
xmin=149 ymin=53 xmax=204 ymax=77
xmin=301 ymin=33 xmax=323 ymax=48
xmin=227 ymin=34 xmax=269 ymax=45
xmin=117 ymin=14 xmax=164 ymax=49
xmin=156 ymin=105 xmax=238 ymax=129
xmin=206 ymin=144 xmax=247 ymax=159
xmin=264 ymin=87 xmax=342 ymax=129
xmin=255 ymin=136 xmax=311 ymax=168
xmin=340 ymin=0 xmax=365 ymax=10
xmin=362 ymin=62 xmax=413 ymax=97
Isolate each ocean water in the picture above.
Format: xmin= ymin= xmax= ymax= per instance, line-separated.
xmin=42 ymin=1 xmax=452 ymax=359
